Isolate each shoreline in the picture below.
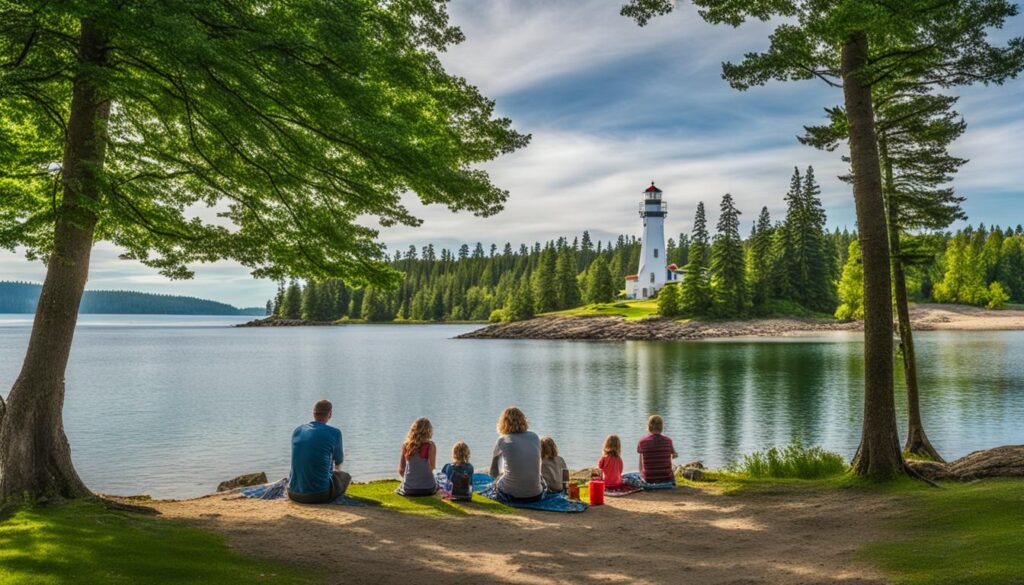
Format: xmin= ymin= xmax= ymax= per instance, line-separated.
xmin=238 ymin=304 xmax=1024 ymax=340
xmin=457 ymin=303 xmax=1024 ymax=341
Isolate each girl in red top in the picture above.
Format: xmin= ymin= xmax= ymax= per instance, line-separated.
xmin=597 ymin=434 xmax=624 ymax=488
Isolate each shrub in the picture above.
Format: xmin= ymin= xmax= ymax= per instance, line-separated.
xmin=730 ymin=442 xmax=847 ymax=479
xmin=488 ymin=309 xmax=510 ymax=323
xmin=987 ymin=281 xmax=1010 ymax=310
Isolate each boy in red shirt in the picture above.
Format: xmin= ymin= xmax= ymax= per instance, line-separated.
xmin=636 ymin=415 xmax=677 ymax=484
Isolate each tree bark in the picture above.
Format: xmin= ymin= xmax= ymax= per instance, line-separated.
xmin=880 ymin=141 xmax=944 ymax=462
xmin=841 ymin=32 xmax=904 ymax=477
xmin=0 ymin=19 xmax=109 ymax=501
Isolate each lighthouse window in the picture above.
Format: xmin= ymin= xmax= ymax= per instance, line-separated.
xmin=654 ymin=249 xmax=658 ymax=258
xmin=650 ymin=272 xmax=655 ymax=283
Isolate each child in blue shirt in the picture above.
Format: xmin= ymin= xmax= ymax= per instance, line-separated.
xmin=441 ymin=441 xmax=474 ymax=501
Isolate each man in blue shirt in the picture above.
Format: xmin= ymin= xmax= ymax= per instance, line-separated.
xmin=288 ymin=400 xmax=350 ymax=504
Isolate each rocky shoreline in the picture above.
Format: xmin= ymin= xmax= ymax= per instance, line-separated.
xmin=456 ymin=315 xmax=859 ymax=341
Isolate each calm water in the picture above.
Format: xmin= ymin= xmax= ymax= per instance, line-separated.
xmin=1 ymin=314 xmax=1022 ymax=499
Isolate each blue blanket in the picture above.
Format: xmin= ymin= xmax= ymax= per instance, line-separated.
xmin=474 ymin=473 xmax=588 ymax=513
xmin=239 ymin=477 xmax=365 ymax=506
xmin=622 ymin=472 xmax=676 ymax=490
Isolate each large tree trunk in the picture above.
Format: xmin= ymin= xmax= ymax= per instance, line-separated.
xmin=880 ymin=144 xmax=944 ymax=462
xmin=0 ymin=20 xmax=109 ymax=502
xmin=841 ymin=32 xmax=904 ymax=477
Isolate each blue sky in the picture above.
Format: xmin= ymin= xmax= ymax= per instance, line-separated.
xmin=2 ymin=0 xmax=1022 ymax=307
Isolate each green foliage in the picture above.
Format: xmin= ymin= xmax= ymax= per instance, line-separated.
xmin=0 ymin=1 xmax=528 ymax=286
xmin=0 ymin=501 xmax=313 ymax=584
xmin=555 ymin=247 xmax=581 ymax=309
xmin=986 ymin=281 xmax=1010 ymax=310
xmin=507 ymin=277 xmax=535 ymax=322
xmin=281 ymin=281 xmax=302 ymax=319
xmin=863 ymin=479 xmax=1024 ymax=585
xmin=657 ymin=282 xmax=680 ymax=317
xmin=680 ymin=201 xmax=712 ymax=315
xmin=710 ymin=193 xmax=748 ymax=317
xmin=748 ymin=207 xmax=774 ymax=306
xmin=730 ymin=443 xmax=848 ymax=479
xmin=835 ymin=241 xmax=864 ymax=320
xmin=585 ymin=254 xmax=616 ymax=303
xmin=488 ymin=309 xmax=510 ymax=323
xmin=532 ymin=246 xmax=559 ymax=313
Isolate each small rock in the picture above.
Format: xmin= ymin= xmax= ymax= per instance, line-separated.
xmin=569 ymin=467 xmax=601 ymax=482
xmin=217 ymin=472 xmax=268 ymax=492
xmin=682 ymin=460 xmax=705 ymax=470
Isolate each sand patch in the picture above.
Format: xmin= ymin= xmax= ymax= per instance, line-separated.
xmin=152 ymin=484 xmax=893 ymax=584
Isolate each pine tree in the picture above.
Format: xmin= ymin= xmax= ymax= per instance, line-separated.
xmin=361 ymin=288 xmax=389 ymax=322
xmin=585 ymin=255 xmax=616 ymax=303
xmin=533 ymin=246 xmax=559 ymax=313
xmin=507 ymin=277 xmax=535 ymax=321
xmin=748 ymin=207 xmax=774 ymax=307
xmin=680 ymin=202 xmax=711 ymax=315
xmin=710 ymin=194 xmax=747 ymax=317
xmin=555 ymin=247 xmax=581 ymax=309
xmin=283 ymin=280 xmax=302 ymax=319
xmin=657 ymin=283 xmax=680 ymax=317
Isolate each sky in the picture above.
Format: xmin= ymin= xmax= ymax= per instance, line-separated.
xmin=2 ymin=1 xmax=1022 ymax=307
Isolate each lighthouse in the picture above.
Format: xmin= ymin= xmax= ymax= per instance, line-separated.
xmin=626 ymin=182 xmax=681 ymax=299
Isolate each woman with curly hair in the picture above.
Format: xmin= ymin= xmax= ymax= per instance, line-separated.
xmin=396 ymin=417 xmax=438 ymax=496
xmin=489 ymin=406 xmax=544 ymax=501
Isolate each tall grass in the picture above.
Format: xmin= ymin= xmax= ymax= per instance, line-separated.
xmin=731 ymin=442 xmax=848 ymax=479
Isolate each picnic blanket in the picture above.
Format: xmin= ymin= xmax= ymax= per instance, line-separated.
xmin=621 ymin=472 xmax=676 ymax=490
xmin=474 ymin=473 xmax=588 ymax=513
xmin=239 ymin=477 xmax=365 ymax=506
xmin=603 ymin=483 xmax=643 ymax=497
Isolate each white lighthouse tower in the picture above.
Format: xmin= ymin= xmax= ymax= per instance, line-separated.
xmin=626 ymin=182 xmax=680 ymax=299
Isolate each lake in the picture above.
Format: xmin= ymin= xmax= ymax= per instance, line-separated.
xmin=1 ymin=314 xmax=1022 ymax=499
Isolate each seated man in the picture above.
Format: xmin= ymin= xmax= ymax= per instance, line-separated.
xmin=288 ymin=399 xmax=351 ymax=504
xmin=637 ymin=414 xmax=678 ymax=484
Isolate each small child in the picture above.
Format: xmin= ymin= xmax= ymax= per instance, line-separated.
xmin=540 ymin=436 xmax=568 ymax=494
xmin=598 ymin=434 xmax=624 ymax=488
xmin=441 ymin=441 xmax=474 ymax=501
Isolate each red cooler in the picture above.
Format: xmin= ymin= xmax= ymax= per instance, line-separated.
xmin=588 ymin=479 xmax=605 ymax=506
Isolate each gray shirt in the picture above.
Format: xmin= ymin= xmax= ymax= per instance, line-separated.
xmin=541 ymin=456 xmax=567 ymax=492
xmin=490 ymin=431 xmax=544 ymax=499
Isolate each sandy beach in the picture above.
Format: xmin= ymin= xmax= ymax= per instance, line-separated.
xmin=150 ymin=483 xmax=893 ymax=585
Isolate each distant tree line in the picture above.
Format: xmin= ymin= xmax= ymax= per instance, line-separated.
xmin=0 ymin=282 xmax=264 ymax=315
xmin=837 ymin=224 xmax=1024 ymax=317
xmin=269 ymin=166 xmax=862 ymax=322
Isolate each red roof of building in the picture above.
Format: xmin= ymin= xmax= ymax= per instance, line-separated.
xmin=667 ymin=263 xmax=678 ymax=271
xmin=644 ymin=182 xmax=662 ymax=193
xmin=625 ymin=274 xmax=638 ymax=280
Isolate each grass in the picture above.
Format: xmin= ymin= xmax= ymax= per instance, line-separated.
xmin=346 ymin=481 xmax=512 ymax=517
xmin=862 ymin=478 xmax=1024 ymax=585
xmin=550 ymin=300 xmax=660 ymax=320
xmin=728 ymin=443 xmax=848 ymax=479
xmin=0 ymin=500 xmax=314 ymax=585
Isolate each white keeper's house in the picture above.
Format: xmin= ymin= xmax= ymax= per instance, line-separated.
xmin=625 ymin=182 xmax=683 ymax=300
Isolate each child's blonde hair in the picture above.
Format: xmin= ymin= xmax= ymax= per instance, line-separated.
xmin=403 ymin=417 xmax=433 ymax=457
xmin=540 ymin=436 xmax=558 ymax=460
xmin=452 ymin=441 xmax=470 ymax=464
xmin=603 ymin=434 xmax=621 ymax=458
xmin=497 ymin=406 xmax=529 ymax=435
xmin=647 ymin=415 xmax=664 ymax=434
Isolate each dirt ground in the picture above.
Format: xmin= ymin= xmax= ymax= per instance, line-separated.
xmin=152 ymin=484 xmax=897 ymax=585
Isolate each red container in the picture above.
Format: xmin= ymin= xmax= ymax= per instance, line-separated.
xmin=588 ymin=479 xmax=605 ymax=506
xmin=568 ymin=483 xmax=580 ymax=501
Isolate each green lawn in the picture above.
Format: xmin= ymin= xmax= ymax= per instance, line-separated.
xmin=862 ymin=478 xmax=1024 ymax=585
xmin=0 ymin=501 xmax=314 ymax=585
xmin=550 ymin=300 xmax=661 ymax=320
